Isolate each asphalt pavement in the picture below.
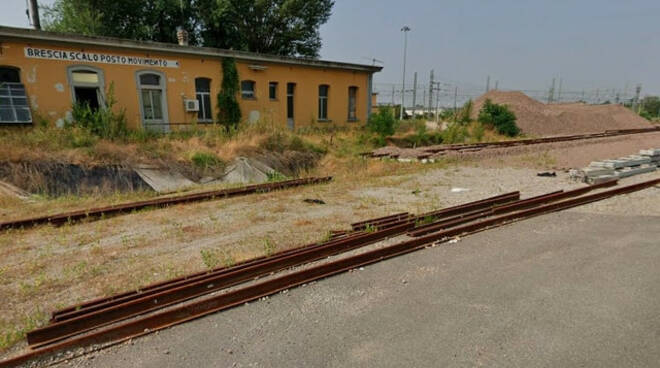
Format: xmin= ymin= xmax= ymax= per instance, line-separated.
xmin=58 ymin=210 xmax=660 ymax=368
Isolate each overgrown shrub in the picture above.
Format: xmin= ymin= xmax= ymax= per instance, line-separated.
xmin=191 ymin=151 xmax=223 ymax=170
xmin=477 ymin=99 xmax=520 ymax=137
xmin=70 ymin=83 xmax=128 ymax=139
xmin=442 ymin=122 xmax=468 ymax=144
xmin=402 ymin=123 xmax=443 ymax=147
xmin=260 ymin=131 xmax=326 ymax=154
xmin=456 ymin=99 xmax=473 ymax=124
xmin=471 ymin=122 xmax=485 ymax=142
xmin=217 ymin=58 xmax=242 ymax=130
xmin=366 ymin=106 xmax=397 ymax=146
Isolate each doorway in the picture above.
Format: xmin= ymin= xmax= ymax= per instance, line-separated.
xmin=286 ymin=83 xmax=295 ymax=130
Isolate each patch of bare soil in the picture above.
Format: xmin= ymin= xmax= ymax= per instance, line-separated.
xmin=472 ymin=90 xmax=652 ymax=136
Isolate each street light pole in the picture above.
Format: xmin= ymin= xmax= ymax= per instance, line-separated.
xmin=400 ymin=26 xmax=410 ymax=120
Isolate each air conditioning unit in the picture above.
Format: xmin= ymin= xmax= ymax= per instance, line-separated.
xmin=184 ymin=99 xmax=199 ymax=112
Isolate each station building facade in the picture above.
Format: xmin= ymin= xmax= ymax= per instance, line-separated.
xmin=0 ymin=26 xmax=382 ymax=132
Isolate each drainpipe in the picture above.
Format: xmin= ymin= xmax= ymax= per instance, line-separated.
xmin=367 ymin=73 xmax=373 ymax=120
xmin=28 ymin=0 xmax=41 ymax=30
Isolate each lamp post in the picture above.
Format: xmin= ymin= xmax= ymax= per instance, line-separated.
xmin=400 ymin=26 xmax=410 ymax=120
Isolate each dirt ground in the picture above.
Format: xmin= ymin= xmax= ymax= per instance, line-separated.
xmin=1 ymin=134 xmax=659 ymax=360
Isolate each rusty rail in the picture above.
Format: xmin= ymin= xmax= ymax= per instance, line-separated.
xmin=409 ymin=180 xmax=617 ymax=237
xmin=368 ymin=126 xmax=660 ymax=158
xmin=0 ymin=177 xmax=333 ymax=231
xmin=3 ymin=178 xmax=658 ymax=368
xmin=46 ymin=192 xmax=521 ymax=328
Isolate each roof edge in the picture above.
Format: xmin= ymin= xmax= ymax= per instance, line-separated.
xmin=0 ymin=26 xmax=383 ymax=73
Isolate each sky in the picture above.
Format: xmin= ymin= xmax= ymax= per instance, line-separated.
xmin=2 ymin=0 xmax=659 ymax=103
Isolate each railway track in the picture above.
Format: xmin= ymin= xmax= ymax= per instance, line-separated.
xmin=0 ymin=177 xmax=332 ymax=231
xmin=2 ymin=177 xmax=658 ymax=367
xmin=368 ymin=126 xmax=660 ymax=159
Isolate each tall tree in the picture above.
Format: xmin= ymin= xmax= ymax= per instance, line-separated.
xmin=44 ymin=0 xmax=200 ymax=45
xmin=43 ymin=0 xmax=334 ymax=58
xmin=201 ymin=0 xmax=334 ymax=57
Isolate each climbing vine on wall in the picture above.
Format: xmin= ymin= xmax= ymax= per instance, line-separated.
xmin=217 ymin=57 xmax=241 ymax=129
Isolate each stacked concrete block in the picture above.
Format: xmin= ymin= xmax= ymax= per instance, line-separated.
xmin=573 ymin=147 xmax=659 ymax=183
xmin=616 ymin=165 xmax=656 ymax=178
xmin=639 ymin=148 xmax=660 ymax=167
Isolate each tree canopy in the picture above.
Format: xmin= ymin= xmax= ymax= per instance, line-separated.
xmin=43 ymin=0 xmax=334 ymax=58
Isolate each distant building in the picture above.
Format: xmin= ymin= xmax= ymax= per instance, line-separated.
xmin=0 ymin=26 xmax=382 ymax=131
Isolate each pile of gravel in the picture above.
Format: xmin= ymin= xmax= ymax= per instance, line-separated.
xmin=471 ymin=90 xmax=652 ymax=136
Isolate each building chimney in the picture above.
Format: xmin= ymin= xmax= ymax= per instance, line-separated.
xmin=28 ymin=0 xmax=41 ymax=30
xmin=176 ymin=27 xmax=189 ymax=46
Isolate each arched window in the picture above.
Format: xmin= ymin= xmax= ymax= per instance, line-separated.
xmin=68 ymin=65 xmax=105 ymax=110
xmin=0 ymin=66 xmax=32 ymax=124
xmin=0 ymin=67 xmax=20 ymax=83
xmin=195 ymin=78 xmax=212 ymax=122
xmin=136 ymin=70 xmax=169 ymax=132
xmin=241 ymin=80 xmax=256 ymax=99
xmin=318 ymin=84 xmax=329 ymax=121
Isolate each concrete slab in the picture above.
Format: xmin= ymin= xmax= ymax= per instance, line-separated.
xmin=617 ymin=156 xmax=652 ymax=167
xmin=0 ymin=180 xmax=30 ymax=199
xmin=582 ymin=167 xmax=615 ymax=177
xmin=587 ymin=174 xmax=617 ymax=184
xmin=600 ymin=159 xmax=628 ymax=168
xmin=615 ymin=165 xmax=656 ymax=178
xmin=639 ymin=148 xmax=660 ymax=156
xmin=220 ymin=157 xmax=275 ymax=184
xmin=133 ymin=167 xmax=197 ymax=193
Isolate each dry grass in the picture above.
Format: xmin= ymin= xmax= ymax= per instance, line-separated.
xmin=0 ymin=121 xmax=457 ymax=356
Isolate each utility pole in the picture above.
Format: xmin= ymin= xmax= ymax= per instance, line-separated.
xmin=399 ymin=26 xmax=411 ymax=120
xmin=435 ymin=84 xmax=440 ymax=123
xmin=391 ymin=85 xmax=395 ymax=106
xmin=28 ymin=0 xmax=41 ymax=30
xmin=548 ymin=78 xmax=556 ymax=103
xmin=428 ymin=69 xmax=434 ymax=116
xmin=595 ymin=89 xmax=600 ymax=104
xmin=453 ymin=86 xmax=458 ymax=122
xmin=412 ymin=72 xmax=417 ymax=117
xmin=486 ymin=75 xmax=490 ymax=92
xmin=634 ymin=84 xmax=642 ymax=112
xmin=557 ymin=78 xmax=562 ymax=103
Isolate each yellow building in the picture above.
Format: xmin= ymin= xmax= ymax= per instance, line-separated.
xmin=0 ymin=26 xmax=382 ymax=132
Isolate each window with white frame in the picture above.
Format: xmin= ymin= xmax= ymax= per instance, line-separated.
xmin=0 ymin=67 xmax=32 ymax=124
xmin=318 ymin=84 xmax=329 ymax=120
xmin=136 ymin=70 xmax=169 ymax=132
xmin=195 ymin=78 xmax=212 ymax=122
xmin=269 ymin=82 xmax=278 ymax=100
xmin=241 ymin=80 xmax=256 ymax=99
xmin=68 ymin=66 xmax=104 ymax=110
xmin=348 ymin=86 xmax=358 ymax=121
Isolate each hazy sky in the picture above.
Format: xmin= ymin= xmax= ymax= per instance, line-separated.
xmin=2 ymin=0 xmax=659 ymax=99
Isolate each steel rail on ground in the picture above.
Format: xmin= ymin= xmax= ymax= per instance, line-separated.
xmin=0 ymin=177 xmax=333 ymax=231
xmin=44 ymin=192 xmax=522 ymax=332
xmin=2 ymin=178 xmax=658 ymax=368
xmin=33 ymin=184 xmax=610 ymax=344
xmin=367 ymin=126 xmax=660 ymax=158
